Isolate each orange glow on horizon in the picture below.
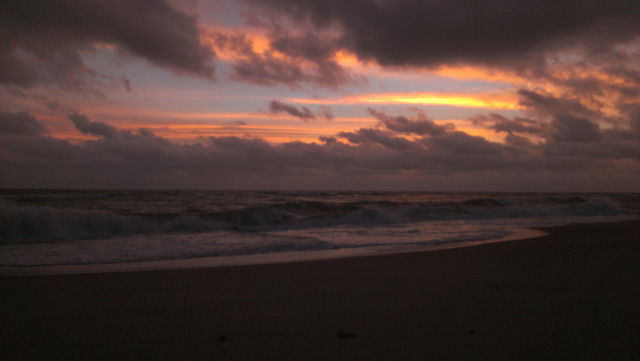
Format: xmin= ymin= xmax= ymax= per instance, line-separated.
xmin=288 ymin=91 xmax=521 ymax=110
xmin=40 ymin=109 xmax=517 ymax=146
xmin=48 ymin=123 xmax=371 ymax=145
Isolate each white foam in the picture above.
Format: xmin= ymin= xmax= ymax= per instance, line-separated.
xmin=0 ymin=228 xmax=548 ymax=276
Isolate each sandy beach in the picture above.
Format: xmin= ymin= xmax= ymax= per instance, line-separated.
xmin=2 ymin=220 xmax=638 ymax=360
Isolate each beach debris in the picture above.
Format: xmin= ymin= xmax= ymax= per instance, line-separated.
xmin=336 ymin=329 xmax=356 ymax=339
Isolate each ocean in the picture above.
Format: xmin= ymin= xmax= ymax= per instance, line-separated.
xmin=1 ymin=190 xmax=638 ymax=272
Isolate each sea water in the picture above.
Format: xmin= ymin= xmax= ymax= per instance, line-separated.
xmin=1 ymin=190 xmax=638 ymax=272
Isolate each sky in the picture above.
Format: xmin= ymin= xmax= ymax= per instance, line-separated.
xmin=1 ymin=0 xmax=639 ymax=191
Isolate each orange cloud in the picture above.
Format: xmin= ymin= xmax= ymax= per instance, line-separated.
xmin=433 ymin=65 xmax=528 ymax=85
xmin=203 ymin=32 xmax=272 ymax=61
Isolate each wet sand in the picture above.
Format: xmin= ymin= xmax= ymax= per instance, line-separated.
xmin=2 ymin=220 xmax=638 ymax=360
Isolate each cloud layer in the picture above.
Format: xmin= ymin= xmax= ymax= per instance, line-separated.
xmin=247 ymin=0 xmax=640 ymax=68
xmin=1 ymin=0 xmax=214 ymax=89
xmin=1 ymin=1 xmax=638 ymax=191
xmin=1 ymin=107 xmax=637 ymax=190
xmin=245 ymin=0 xmax=640 ymax=107
xmin=210 ymin=30 xmax=363 ymax=89
xmin=268 ymin=100 xmax=333 ymax=121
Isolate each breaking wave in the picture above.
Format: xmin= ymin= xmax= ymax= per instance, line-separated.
xmin=1 ymin=193 xmax=635 ymax=244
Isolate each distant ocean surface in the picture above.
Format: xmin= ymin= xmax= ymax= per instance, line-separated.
xmin=1 ymin=190 xmax=638 ymax=270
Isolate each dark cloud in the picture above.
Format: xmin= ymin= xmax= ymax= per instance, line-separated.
xmin=471 ymin=113 xmax=548 ymax=135
xmin=542 ymin=140 xmax=639 ymax=160
xmin=245 ymin=0 xmax=639 ymax=123
xmin=550 ymin=114 xmax=603 ymax=143
xmin=269 ymin=31 xmax=337 ymax=65
xmin=605 ymin=104 xmax=640 ymax=141
xmin=319 ymin=136 xmax=337 ymax=144
xmin=69 ymin=112 xmax=118 ymax=139
xmin=232 ymin=53 xmax=357 ymax=89
xmin=368 ymin=108 xmax=453 ymax=136
xmin=0 ymin=111 xmax=49 ymax=136
xmin=246 ymin=0 xmax=640 ymax=68
xmin=504 ymin=133 xmax=535 ymax=148
xmin=425 ymin=131 xmax=506 ymax=156
xmin=470 ymin=87 xmax=638 ymax=165
xmin=212 ymin=32 xmax=306 ymax=88
xmin=231 ymin=53 xmax=307 ymax=88
xmin=1 ymin=112 xmax=638 ymax=191
xmin=267 ymin=31 xmax=365 ymax=88
xmin=472 ymin=90 xmax=614 ymax=146
xmin=318 ymin=106 xmax=334 ymax=120
xmin=69 ymin=113 xmax=173 ymax=160
xmin=121 ymin=75 xmax=132 ymax=92
xmin=1 ymin=0 xmax=214 ymax=89
xmin=0 ymin=111 xmax=76 ymax=160
xmin=517 ymin=89 xmax=600 ymax=119
xmin=268 ymin=100 xmax=333 ymax=121
xmin=527 ymin=44 xmax=640 ymax=103
xmin=337 ymin=128 xmax=415 ymax=150
xmin=83 ymin=131 xmax=176 ymax=163
xmin=211 ymin=31 xmax=363 ymax=89
xmin=269 ymin=100 xmax=315 ymax=121
xmin=0 ymin=133 xmax=77 ymax=160
xmin=45 ymin=101 xmax=61 ymax=111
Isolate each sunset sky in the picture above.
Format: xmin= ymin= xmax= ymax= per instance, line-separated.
xmin=1 ymin=0 xmax=639 ymax=191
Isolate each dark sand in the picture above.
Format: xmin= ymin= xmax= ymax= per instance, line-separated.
xmin=2 ymin=220 xmax=639 ymax=360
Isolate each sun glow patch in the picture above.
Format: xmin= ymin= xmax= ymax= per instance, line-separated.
xmin=286 ymin=92 xmax=520 ymax=110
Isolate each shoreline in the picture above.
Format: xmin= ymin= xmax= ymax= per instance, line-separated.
xmin=0 ymin=227 xmax=548 ymax=276
xmin=2 ymin=220 xmax=638 ymax=360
